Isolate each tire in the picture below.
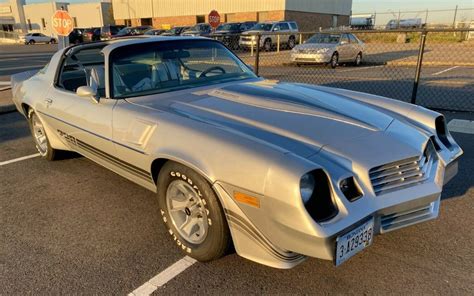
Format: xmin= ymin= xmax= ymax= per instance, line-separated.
xmin=157 ymin=161 xmax=231 ymax=261
xmin=263 ymin=38 xmax=272 ymax=51
xmin=28 ymin=40 xmax=35 ymax=45
xmin=329 ymin=52 xmax=338 ymax=68
xmin=50 ymin=39 xmax=57 ymax=44
xmin=288 ymin=36 xmax=296 ymax=49
xmin=354 ymin=52 xmax=362 ymax=66
xmin=28 ymin=109 xmax=57 ymax=161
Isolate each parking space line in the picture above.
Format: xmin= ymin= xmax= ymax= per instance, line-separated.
xmin=129 ymin=256 xmax=196 ymax=296
xmin=0 ymin=81 xmax=11 ymax=86
xmin=448 ymin=119 xmax=474 ymax=134
xmin=432 ymin=66 xmax=459 ymax=76
xmin=0 ymin=153 xmax=40 ymax=166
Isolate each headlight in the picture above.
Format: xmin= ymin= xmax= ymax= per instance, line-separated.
xmin=251 ymin=35 xmax=255 ymax=41
xmin=301 ymin=170 xmax=339 ymax=223
xmin=300 ymin=173 xmax=315 ymax=204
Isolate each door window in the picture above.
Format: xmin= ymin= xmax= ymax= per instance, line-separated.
xmin=279 ymin=23 xmax=290 ymax=31
xmin=340 ymin=34 xmax=350 ymax=44
xmin=56 ymin=47 xmax=106 ymax=93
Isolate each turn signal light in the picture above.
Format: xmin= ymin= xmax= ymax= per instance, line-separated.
xmin=234 ymin=192 xmax=260 ymax=208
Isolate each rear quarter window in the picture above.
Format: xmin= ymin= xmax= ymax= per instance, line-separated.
xmin=289 ymin=22 xmax=298 ymax=30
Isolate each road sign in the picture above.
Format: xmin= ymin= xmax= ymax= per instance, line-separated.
xmin=51 ymin=10 xmax=74 ymax=36
xmin=208 ymin=10 xmax=221 ymax=28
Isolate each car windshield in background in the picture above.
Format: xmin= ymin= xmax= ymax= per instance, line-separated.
xmin=216 ymin=23 xmax=240 ymax=31
xmin=111 ymin=40 xmax=256 ymax=98
xmin=117 ymin=27 xmax=131 ymax=35
xmin=306 ymin=34 xmax=341 ymax=44
xmin=251 ymin=23 xmax=273 ymax=31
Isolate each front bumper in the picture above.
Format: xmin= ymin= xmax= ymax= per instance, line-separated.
xmin=291 ymin=52 xmax=332 ymax=63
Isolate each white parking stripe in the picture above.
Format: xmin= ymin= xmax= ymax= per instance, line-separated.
xmin=432 ymin=66 xmax=459 ymax=76
xmin=448 ymin=119 xmax=474 ymax=134
xmin=129 ymin=256 xmax=196 ymax=296
xmin=0 ymin=81 xmax=11 ymax=86
xmin=337 ymin=65 xmax=384 ymax=73
xmin=0 ymin=153 xmax=41 ymax=166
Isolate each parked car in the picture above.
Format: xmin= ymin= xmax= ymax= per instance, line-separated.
xmin=161 ymin=26 xmax=190 ymax=36
xmin=211 ymin=21 xmax=257 ymax=49
xmin=145 ymin=29 xmax=167 ymax=36
xmin=11 ymin=36 xmax=462 ymax=269
xmin=239 ymin=21 xmax=298 ymax=51
xmin=68 ymin=28 xmax=85 ymax=44
xmin=181 ymin=23 xmax=212 ymax=37
xmin=100 ymin=25 xmax=126 ymax=40
xmin=291 ymin=33 xmax=365 ymax=68
xmin=19 ymin=33 xmax=57 ymax=45
xmin=114 ymin=26 xmax=153 ymax=38
xmin=83 ymin=27 xmax=101 ymax=42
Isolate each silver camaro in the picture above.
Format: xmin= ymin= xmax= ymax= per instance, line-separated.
xmin=291 ymin=33 xmax=365 ymax=68
xmin=11 ymin=36 xmax=462 ymax=269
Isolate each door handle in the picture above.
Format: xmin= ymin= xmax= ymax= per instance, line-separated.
xmin=44 ymin=98 xmax=53 ymax=107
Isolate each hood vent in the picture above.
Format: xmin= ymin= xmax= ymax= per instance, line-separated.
xmin=369 ymin=142 xmax=436 ymax=195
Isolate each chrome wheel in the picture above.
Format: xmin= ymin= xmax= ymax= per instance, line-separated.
xmin=331 ymin=53 xmax=338 ymax=68
xmin=355 ymin=53 xmax=362 ymax=66
xmin=31 ymin=113 xmax=48 ymax=155
xmin=166 ymin=180 xmax=209 ymax=244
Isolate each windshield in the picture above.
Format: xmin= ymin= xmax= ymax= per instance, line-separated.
xmin=216 ymin=23 xmax=240 ymax=31
xmin=111 ymin=40 xmax=256 ymax=98
xmin=250 ymin=23 xmax=273 ymax=31
xmin=306 ymin=34 xmax=340 ymax=44
xmin=117 ymin=27 xmax=131 ymax=35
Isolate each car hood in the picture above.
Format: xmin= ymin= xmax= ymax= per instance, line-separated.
xmin=294 ymin=43 xmax=337 ymax=50
xmin=127 ymin=80 xmax=399 ymax=158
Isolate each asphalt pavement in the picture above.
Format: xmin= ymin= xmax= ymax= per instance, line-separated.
xmin=1 ymin=43 xmax=473 ymax=295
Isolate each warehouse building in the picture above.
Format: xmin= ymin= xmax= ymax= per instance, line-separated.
xmin=0 ymin=0 xmax=113 ymax=36
xmin=112 ymin=0 xmax=352 ymax=31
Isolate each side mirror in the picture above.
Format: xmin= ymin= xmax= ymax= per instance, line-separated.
xmin=76 ymin=86 xmax=99 ymax=103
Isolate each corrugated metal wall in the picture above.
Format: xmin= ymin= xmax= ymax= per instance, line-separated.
xmin=285 ymin=0 xmax=352 ymax=15
xmin=113 ymin=0 xmax=286 ymax=20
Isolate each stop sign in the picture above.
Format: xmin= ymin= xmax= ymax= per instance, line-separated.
xmin=51 ymin=10 xmax=74 ymax=36
xmin=208 ymin=10 xmax=221 ymax=28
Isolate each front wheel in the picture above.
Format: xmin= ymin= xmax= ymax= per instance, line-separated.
xmin=28 ymin=109 xmax=57 ymax=161
xmin=50 ymin=39 xmax=57 ymax=44
xmin=157 ymin=162 xmax=231 ymax=261
xmin=288 ymin=37 xmax=296 ymax=49
xmin=354 ymin=52 xmax=362 ymax=66
xmin=329 ymin=52 xmax=339 ymax=68
xmin=263 ymin=39 xmax=272 ymax=51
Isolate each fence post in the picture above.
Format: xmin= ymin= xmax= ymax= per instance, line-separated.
xmin=411 ymin=31 xmax=427 ymax=104
xmin=299 ymin=33 xmax=302 ymax=44
xmin=277 ymin=34 xmax=280 ymax=52
xmin=254 ymin=34 xmax=260 ymax=76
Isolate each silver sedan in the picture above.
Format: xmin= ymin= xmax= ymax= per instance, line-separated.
xmin=291 ymin=33 xmax=365 ymax=68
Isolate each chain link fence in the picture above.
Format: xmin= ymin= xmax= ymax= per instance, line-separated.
xmin=213 ymin=28 xmax=474 ymax=112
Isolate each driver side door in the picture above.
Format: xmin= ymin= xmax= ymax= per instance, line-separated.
xmin=43 ymin=46 xmax=117 ymax=162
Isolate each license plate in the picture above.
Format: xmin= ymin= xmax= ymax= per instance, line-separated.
xmin=335 ymin=217 xmax=374 ymax=266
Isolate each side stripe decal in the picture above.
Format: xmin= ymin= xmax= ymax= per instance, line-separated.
xmin=225 ymin=209 xmax=304 ymax=263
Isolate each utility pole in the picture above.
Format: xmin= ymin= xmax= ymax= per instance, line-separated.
xmin=452 ymin=5 xmax=458 ymax=28
xmin=424 ymin=9 xmax=428 ymax=26
xmin=397 ymin=10 xmax=401 ymax=29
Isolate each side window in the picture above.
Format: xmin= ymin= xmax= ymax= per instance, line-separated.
xmin=279 ymin=23 xmax=290 ymax=31
xmin=289 ymin=22 xmax=298 ymax=30
xmin=32 ymin=33 xmax=39 ymax=37
xmin=349 ymin=34 xmax=359 ymax=43
xmin=341 ymin=34 xmax=350 ymax=44
xmin=57 ymin=47 xmax=105 ymax=94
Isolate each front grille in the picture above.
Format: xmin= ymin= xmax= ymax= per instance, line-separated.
xmin=369 ymin=143 xmax=436 ymax=195
xmin=295 ymin=57 xmax=315 ymax=61
xmin=380 ymin=202 xmax=437 ymax=233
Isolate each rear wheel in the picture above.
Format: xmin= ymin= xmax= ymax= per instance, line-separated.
xmin=28 ymin=109 xmax=57 ymax=161
xmin=288 ymin=36 xmax=296 ymax=49
xmin=264 ymin=38 xmax=272 ymax=51
xmin=157 ymin=162 xmax=231 ymax=261
xmin=50 ymin=39 xmax=57 ymax=44
xmin=28 ymin=40 xmax=35 ymax=45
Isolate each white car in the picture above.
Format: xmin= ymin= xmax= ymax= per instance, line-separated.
xmin=20 ymin=33 xmax=57 ymax=45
